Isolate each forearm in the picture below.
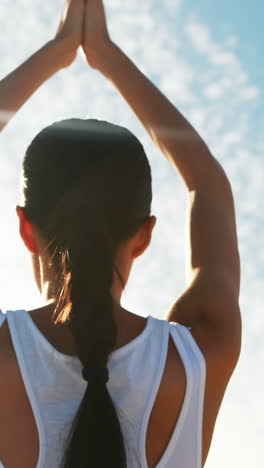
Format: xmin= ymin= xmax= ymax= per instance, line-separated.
xmin=0 ymin=39 xmax=68 ymax=132
xmin=94 ymin=41 xmax=227 ymax=191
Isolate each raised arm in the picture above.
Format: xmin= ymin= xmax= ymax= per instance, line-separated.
xmin=82 ymin=1 xmax=241 ymax=361
xmin=0 ymin=0 xmax=84 ymax=132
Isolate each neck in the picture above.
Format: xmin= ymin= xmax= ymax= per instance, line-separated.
xmin=40 ymin=267 xmax=125 ymax=309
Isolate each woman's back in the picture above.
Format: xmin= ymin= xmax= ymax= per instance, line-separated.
xmin=0 ymin=308 xmax=210 ymax=468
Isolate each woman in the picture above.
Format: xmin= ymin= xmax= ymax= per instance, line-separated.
xmin=0 ymin=1 xmax=241 ymax=467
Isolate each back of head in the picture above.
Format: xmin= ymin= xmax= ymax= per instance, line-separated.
xmin=22 ymin=118 xmax=153 ymax=467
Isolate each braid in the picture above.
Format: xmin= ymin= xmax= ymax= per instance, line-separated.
xmin=50 ymin=192 xmax=127 ymax=467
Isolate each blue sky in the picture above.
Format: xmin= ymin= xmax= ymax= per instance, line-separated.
xmin=180 ymin=0 xmax=264 ymax=56
xmin=0 ymin=0 xmax=263 ymax=466
xmin=181 ymin=0 xmax=264 ymax=123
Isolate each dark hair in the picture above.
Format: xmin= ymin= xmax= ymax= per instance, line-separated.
xmin=22 ymin=118 xmax=153 ymax=467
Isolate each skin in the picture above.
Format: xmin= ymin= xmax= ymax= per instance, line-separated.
xmin=0 ymin=1 xmax=242 ymax=466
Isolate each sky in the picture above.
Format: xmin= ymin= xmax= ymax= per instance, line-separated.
xmin=0 ymin=0 xmax=263 ymax=466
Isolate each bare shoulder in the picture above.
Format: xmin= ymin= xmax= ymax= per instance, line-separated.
xmin=166 ymin=271 xmax=242 ymax=379
xmin=167 ymin=297 xmax=241 ymax=380
xmin=0 ymin=316 xmax=39 ymax=467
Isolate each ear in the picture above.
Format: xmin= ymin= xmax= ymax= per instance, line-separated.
xmin=16 ymin=206 xmax=38 ymax=254
xmin=132 ymin=215 xmax=157 ymax=259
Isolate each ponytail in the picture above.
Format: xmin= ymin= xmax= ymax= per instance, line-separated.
xmin=55 ymin=198 xmax=127 ymax=467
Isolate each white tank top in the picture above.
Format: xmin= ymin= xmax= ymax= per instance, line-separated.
xmin=0 ymin=309 xmax=206 ymax=468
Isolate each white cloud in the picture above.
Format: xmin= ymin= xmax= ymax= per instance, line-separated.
xmin=185 ymin=17 xmax=260 ymax=103
xmin=163 ymin=0 xmax=182 ymax=14
xmin=225 ymin=35 xmax=239 ymax=48
xmin=204 ymin=77 xmax=234 ymax=98
xmin=240 ymin=86 xmax=260 ymax=100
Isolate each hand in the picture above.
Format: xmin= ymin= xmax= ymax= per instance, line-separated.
xmin=82 ymin=0 xmax=112 ymax=69
xmin=54 ymin=0 xmax=85 ymax=68
xmin=0 ymin=0 xmax=86 ymax=132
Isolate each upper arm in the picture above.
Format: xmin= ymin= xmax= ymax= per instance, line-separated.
xmin=167 ymin=172 xmax=241 ymax=353
xmin=168 ymin=166 xmax=241 ymax=361
xmin=185 ymin=173 xmax=240 ymax=299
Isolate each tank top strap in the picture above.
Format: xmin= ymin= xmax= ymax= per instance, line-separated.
xmin=168 ymin=321 xmax=206 ymax=468
xmin=169 ymin=321 xmax=206 ymax=378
